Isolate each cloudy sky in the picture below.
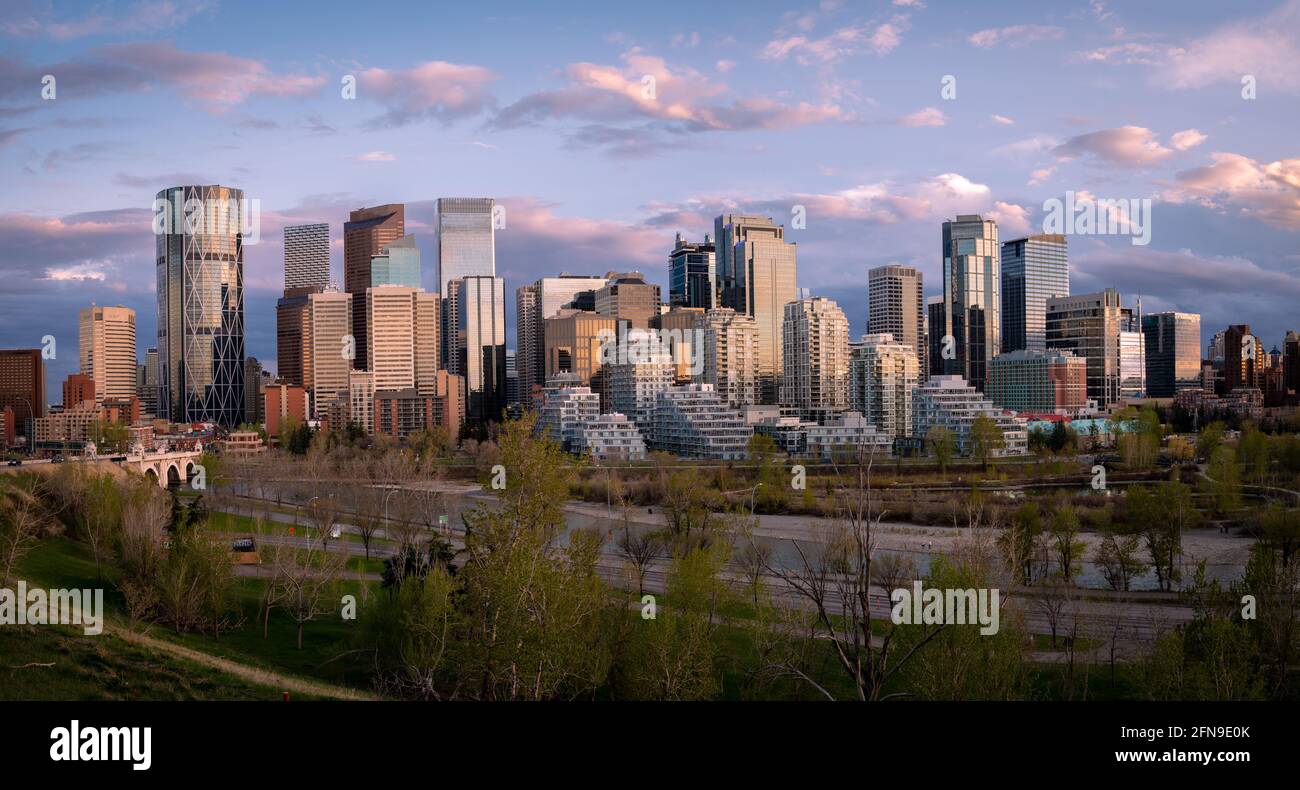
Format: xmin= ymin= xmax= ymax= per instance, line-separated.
xmin=2 ymin=0 xmax=1298 ymax=403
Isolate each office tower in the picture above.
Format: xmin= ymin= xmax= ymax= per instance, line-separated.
xmin=0 ymin=349 xmax=45 ymax=428
xmin=344 ymin=204 xmax=404 ymax=371
xmin=669 ymin=233 xmax=717 ymax=309
xmin=927 ymin=296 xmax=946 ymax=377
xmin=516 ymin=274 xmax=609 ymax=400
xmin=868 ymin=265 xmax=927 ymax=380
xmin=1046 ymin=288 xmax=1123 ymax=408
xmin=939 ymin=215 xmax=1000 ymax=392
xmin=244 ymin=356 xmax=264 ymax=426
xmin=543 ymin=309 xmax=618 ymax=387
xmin=443 ymin=280 xmax=462 ymax=375
xmin=1207 ymin=330 xmax=1226 ymax=363
xmin=155 ymin=184 xmax=246 ymax=427
xmin=1224 ymin=324 xmax=1264 ymax=392
xmin=1000 ymin=235 xmax=1068 ymax=354
xmin=986 ymin=349 xmax=1088 ymax=415
xmin=436 ymin=198 xmax=495 ymax=299
xmin=415 ymin=292 xmax=439 ymax=398
xmin=782 ymin=297 xmax=850 ymax=416
xmin=138 ymin=347 xmax=159 ymax=416
xmin=1142 ymin=312 xmax=1201 ymax=397
xmin=1285 ymin=331 xmax=1300 ymax=396
xmin=505 ymin=350 xmax=520 ymax=406
xmin=849 ymin=333 xmax=919 ymax=440
xmin=283 ymin=223 xmax=330 ymax=291
xmin=458 ymin=276 xmax=507 ymax=422
xmin=370 ymin=235 xmax=422 ymax=288
xmin=78 ymin=304 xmax=136 ymax=403
xmin=596 ymin=271 xmax=661 ymax=330
xmin=63 ymin=373 xmax=95 ymax=408
xmin=912 ymin=375 xmax=1028 ymax=455
xmin=367 ymin=286 xmax=419 ymax=393
xmin=695 ymin=308 xmax=760 ymax=408
xmin=1119 ymin=305 xmax=1145 ymax=399
xmin=606 ymin=329 xmax=675 ymax=434
xmin=276 ymin=286 xmax=321 ymax=386
xmin=714 ymin=213 xmax=797 ymax=402
xmin=651 ymin=384 xmax=753 ymax=460
xmin=308 ymin=290 xmax=354 ymax=417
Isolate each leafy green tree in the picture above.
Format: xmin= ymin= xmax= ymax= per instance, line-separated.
xmin=748 ymin=433 xmax=788 ymax=512
xmin=1236 ymin=424 xmax=1270 ymax=486
xmin=1092 ymin=526 xmax=1149 ymax=591
xmin=1206 ymin=446 xmax=1242 ymax=514
xmin=1049 ymin=504 xmax=1084 ymax=581
xmin=1196 ymin=421 xmax=1226 ymax=461
xmin=969 ymin=416 xmax=1005 ymax=472
xmin=926 ymin=425 xmax=956 ymax=479
xmin=997 ymin=501 xmax=1042 ymax=585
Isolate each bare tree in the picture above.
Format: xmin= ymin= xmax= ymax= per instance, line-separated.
xmin=1034 ymin=574 xmax=1072 ymax=649
xmin=764 ymin=447 xmax=947 ymax=701
xmin=351 ymin=486 xmax=387 ymax=561
xmin=304 ymin=493 xmax=343 ymax=551
xmin=617 ymin=525 xmax=664 ymax=598
xmin=0 ymin=476 xmax=48 ymax=586
xmin=276 ymin=524 xmax=349 ymax=649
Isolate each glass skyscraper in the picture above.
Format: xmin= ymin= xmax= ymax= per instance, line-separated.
xmin=669 ymin=233 xmax=717 ymax=309
xmin=370 ymin=235 xmax=422 ymax=288
xmin=1142 ymin=311 xmax=1201 ymax=397
xmin=939 ymin=215 xmax=999 ymax=392
xmin=437 ymin=198 xmax=495 ymax=297
xmin=283 ymin=223 xmax=330 ymax=291
xmin=1000 ymin=234 xmax=1068 ymax=353
xmin=155 ymin=184 xmax=246 ymax=427
xmin=458 ymin=276 xmax=507 ymax=422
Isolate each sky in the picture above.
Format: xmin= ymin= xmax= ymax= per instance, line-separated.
xmin=1 ymin=0 xmax=1298 ymax=404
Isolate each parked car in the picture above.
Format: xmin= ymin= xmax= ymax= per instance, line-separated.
xmin=51 ymin=455 xmax=65 ymax=463
xmin=5 ymin=458 xmax=21 ymax=466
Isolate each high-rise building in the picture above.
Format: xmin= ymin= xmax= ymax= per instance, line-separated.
xmin=596 ymin=271 xmax=661 ymax=330
xmin=782 ymin=297 xmax=849 ymax=416
xmin=849 ymin=333 xmax=919 ymax=440
xmin=63 ymin=373 xmax=95 ymax=408
xmin=714 ymin=213 xmax=797 ymax=402
xmin=669 ymin=233 xmax=717 ymax=309
xmin=343 ymin=204 xmax=404 ymax=371
xmin=155 ymin=184 xmax=246 ymax=427
xmin=912 ymin=375 xmax=1028 ymax=456
xmin=1224 ymin=324 xmax=1264 ymax=392
xmin=276 ymin=286 xmax=321 ymax=387
xmin=695 ymin=308 xmax=759 ymax=408
xmin=0 ymin=349 xmax=45 ymax=428
xmin=78 ymin=304 xmax=136 ymax=403
xmin=927 ymin=296 xmax=946 ymax=378
xmin=938 ymin=215 xmax=1000 ymax=392
xmin=1142 ymin=312 xmax=1201 ymax=398
xmin=652 ymin=306 xmax=706 ymax=385
xmin=867 ymin=265 xmax=927 ymax=380
xmin=1119 ymin=305 xmax=1145 ymax=399
xmin=308 ymin=290 xmax=353 ymax=417
xmin=458 ymin=275 xmax=507 ymax=422
xmin=436 ymin=198 xmax=495 ymax=299
xmin=505 ymin=349 xmax=520 ymax=406
xmin=243 ymin=356 xmax=264 ymax=426
xmin=515 ymin=274 xmax=609 ymax=401
xmin=1000 ymin=234 xmax=1068 ymax=353
xmin=414 ymin=292 xmax=439 ymax=398
xmin=986 ymin=349 xmax=1088 ymax=415
xmin=1284 ymin=330 xmax=1300 ymax=397
xmin=139 ymin=347 xmax=159 ymax=416
xmin=543 ymin=309 xmax=617 ymax=388
xmin=370 ymin=235 xmax=422 ymax=288
xmin=283 ymin=223 xmax=330 ymax=291
xmin=367 ymin=286 xmax=419 ymax=393
xmin=1046 ymin=288 xmax=1123 ymax=409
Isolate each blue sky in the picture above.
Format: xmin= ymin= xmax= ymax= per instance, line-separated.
xmin=2 ymin=0 xmax=1298 ymax=403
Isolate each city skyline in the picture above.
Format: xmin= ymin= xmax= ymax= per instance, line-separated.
xmin=2 ymin=0 xmax=1298 ymax=402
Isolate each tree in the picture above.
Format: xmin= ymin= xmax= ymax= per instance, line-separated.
xmin=969 ymin=416 xmax=1005 ymax=472
xmin=926 ymin=425 xmax=956 ymax=479
xmin=0 ymin=476 xmax=48 ymax=586
xmin=1196 ymin=421 xmax=1226 ymax=461
xmin=1206 ymin=446 xmax=1242 ymax=514
xmin=747 ymin=433 xmax=788 ymax=512
xmin=275 ymin=524 xmax=348 ymax=649
xmin=1092 ymin=527 xmax=1149 ymax=591
xmin=997 ymin=502 xmax=1042 ymax=585
xmin=617 ymin=525 xmax=664 ymax=598
xmin=1049 ymin=504 xmax=1084 ymax=581
xmin=1236 ymin=424 xmax=1270 ymax=487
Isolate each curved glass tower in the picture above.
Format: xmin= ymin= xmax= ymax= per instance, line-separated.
xmin=155 ymin=185 xmax=246 ymax=427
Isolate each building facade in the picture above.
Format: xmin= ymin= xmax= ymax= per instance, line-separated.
xmin=458 ymin=275 xmax=507 ymax=422
xmin=695 ymin=308 xmax=760 ymax=408
xmin=938 ymin=215 xmax=1000 ymax=392
xmin=781 ymin=297 xmax=849 ymax=415
xmin=999 ymin=234 xmax=1068 ymax=354
xmin=1046 ymin=289 xmax=1124 ymax=409
xmin=1142 ymin=312 xmax=1201 ymax=398
xmin=651 ymin=383 xmax=752 ymax=460
xmin=913 ymin=375 xmax=1028 ymax=456
xmin=669 ymin=233 xmax=717 ymax=309
xmin=867 ymin=265 xmax=927 ymax=380
xmin=79 ymin=304 xmax=136 ymax=403
xmin=986 ymin=349 xmax=1088 ymax=415
xmin=283 ymin=223 xmax=330 ymax=291
xmin=343 ymin=204 xmax=404 ymax=371
xmin=848 ymin=333 xmax=919 ymax=440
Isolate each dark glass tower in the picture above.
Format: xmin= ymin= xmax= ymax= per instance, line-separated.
xmin=1000 ymin=234 xmax=1068 ymax=353
xmin=939 ymin=215 xmax=999 ymax=392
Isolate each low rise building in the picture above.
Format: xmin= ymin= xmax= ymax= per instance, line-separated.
xmin=580 ymin=413 xmax=647 ymax=461
xmin=651 ymin=383 xmax=751 ymax=459
xmin=913 ymin=375 xmax=1028 ymax=457
xmin=986 ymin=349 xmax=1088 ymax=416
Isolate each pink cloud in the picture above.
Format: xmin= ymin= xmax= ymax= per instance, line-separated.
xmin=358 ymin=60 xmax=498 ymax=125
xmin=1054 ymin=126 xmax=1173 ymax=166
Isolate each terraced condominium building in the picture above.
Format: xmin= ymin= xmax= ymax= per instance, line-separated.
xmin=343 ymin=204 xmax=404 ymax=371
xmin=715 ymin=213 xmax=797 ymax=403
xmin=912 ymin=375 xmax=1028 ymax=456
xmin=78 ymin=304 xmax=136 ymax=403
xmin=867 ymin=265 xmax=927 ymax=379
xmin=155 ymin=184 xmax=246 ymax=427
xmin=1000 ymin=235 xmax=1068 ymax=353
xmin=939 ymin=215 xmax=1000 ymax=393
xmin=283 ymin=223 xmax=330 ymax=291
xmin=651 ymin=383 xmax=753 ymax=460
xmin=782 ymin=297 xmax=849 ymax=416
xmin=849 ymin=333 xmax=920 ymax=440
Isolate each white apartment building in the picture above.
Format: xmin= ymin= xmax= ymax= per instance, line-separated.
xmin=695 ymin=308 xmax=760 ymax=408
xmin=651 ymin=383 xmax=752 ymax=460
xmin=580 ymin=412 xmax=647 ymax=461
xmin=536 ymin=375 xmax=601 ymax=453
xmin=605 ymin=329 xmax=675 ymax=436
xmin=912 ymin=375 xmax=1028 ymax=457
xmin=781 ymin=297 xmax=849 ymax=415
xmin=348 ymin=370 xmax=374 ymax=434
xmin=805 ymin=412 xmax=893 ymax=460
xmin=848 ymin=333 xmax=919 ymax=440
